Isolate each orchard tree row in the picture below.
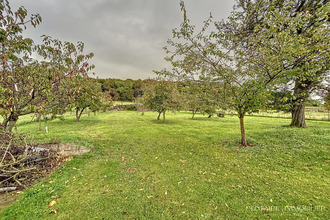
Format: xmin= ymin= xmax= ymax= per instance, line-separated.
xmin=149 ymin=0 xmax=329 ymax=147
xmin=1 ymin=0 xmax=329 ymax=147
xmin=140 ymin=79 xmax=328 ymax=119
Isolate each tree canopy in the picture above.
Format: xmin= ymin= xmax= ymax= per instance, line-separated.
xmin=230 ymin=0 xmax=330 ymax=127
xmin=142 ymin=80 xmax=181 ymax=122
xmin=0 ymin=0 xmax=95 ymax=131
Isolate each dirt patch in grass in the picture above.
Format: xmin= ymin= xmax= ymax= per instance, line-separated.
xmin=0 ymin=141 xmax=90 ymax=211
xmin=0 ymin=191 xmax=21 ymax=211
xmin=43 ymin=143 xmax=91 ymax=156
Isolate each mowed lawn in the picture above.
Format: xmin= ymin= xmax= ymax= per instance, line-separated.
xmin=1 ymin=111 xmax=329 ymax=219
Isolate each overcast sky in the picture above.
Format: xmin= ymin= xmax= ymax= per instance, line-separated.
xmin=11 ymin=0 xmax=235 ymax=79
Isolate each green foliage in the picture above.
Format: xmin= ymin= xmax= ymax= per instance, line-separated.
xmin=158 ymin=1 xmax=278 ymax=145
xmin=98 ymin=78 xmax=144 ymax=102
xmin=180 ymin=81 xmax=221 ymax=118
xmin=305 ymin=99 xmax=322 ymax=107
xmin=142 ymin=80 xmax=181 ymax=121
xmin=234 ymin=0 xmax=330 ymax=127
xmin=156 ymin=0 xmax=329 ymax=143
xmin=70 ymin=77 xmax=103 ymax=121
xmin=266 ymin=89 xmax=322 ymax=112
xmin=0 ymin=1 xmax=94 ymax=131
xmin=268 ymin=90 xmax=295 ymax=113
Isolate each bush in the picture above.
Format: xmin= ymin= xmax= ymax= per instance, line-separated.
xmin=115 ymin=104 xmax=137 ymax=111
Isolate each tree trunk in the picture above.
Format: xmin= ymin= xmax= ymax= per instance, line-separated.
xmin=2 ymin=116 xmax=9 ymax=130
xmin=290 ymin=79 xmax=313 ymax=127
xmin=37 ymin=113 xmax=42 ymax=131
xmin=192 ymin=111 xmax=195 ymax=119
xmin=4 ymin=114 xmax=18 ymax=132
xmin=290 ymin=103 xmax=306 ymax=128
xmin=157 ymin=112 xmax=161 ymax=120
xmin=76 ymin=108 xmax=80 ymax=122
xmin=79 ymin=108 xmax=85 ymax=122
xmin=239 ymin=113 xmax=247 ymax=147
xmin=76 ymin=107 xmax=85 ymax=122
xmin=162 ymin=110 xmax=166 ymax=122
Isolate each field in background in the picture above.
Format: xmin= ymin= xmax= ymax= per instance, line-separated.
xmin=222 ymin=106 xmax=329 ymax=121
xmin=254 ymin=107 xmax=329 ymax=121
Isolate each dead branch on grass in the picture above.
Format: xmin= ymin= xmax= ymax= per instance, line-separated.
xmin=0 ymin=133 xmax=61 ymax=190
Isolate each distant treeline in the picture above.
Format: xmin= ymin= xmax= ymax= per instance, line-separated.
xmin=95 ymin=78 xmax=324 ymax=107
xmin=96 ymin=78 xmax=154 ymax=102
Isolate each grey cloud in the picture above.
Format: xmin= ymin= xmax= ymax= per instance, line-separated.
xmin=11 ymin=0 xmax=235 ymax=79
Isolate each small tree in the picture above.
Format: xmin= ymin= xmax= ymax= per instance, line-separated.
xmin=71 ymin=77 xmax=102 ymax=122
xmin=158 ymin=1 xmax=275 ymax=146
xmin=99 ymin=90 xmax=113 ymax=112
xmin=142 ymin=80 xmax=181 ymax=122
xmin=158 ymin=0 xmax=329 ymax=145
xmin=181 ymin=81 xmax=221 ymax=119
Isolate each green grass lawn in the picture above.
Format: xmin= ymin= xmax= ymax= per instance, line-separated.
xmin=1 ymin=111 xmax=329 ymax=219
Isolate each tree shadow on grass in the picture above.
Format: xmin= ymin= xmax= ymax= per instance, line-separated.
xmin=18 ymin=115 xmax=101 ymax=129
xmin=148 ymin=119 xmax=183 ymax=126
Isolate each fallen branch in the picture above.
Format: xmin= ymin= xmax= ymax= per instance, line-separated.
xmin=0 ymin=139 xmax=13 ymax=166
xmin=0 ymin=133 xmax=64 ymax=190
xmin=0 ymin=187 xmax=17 ymax=193
xmin=1 ymin=167 xmax=36 ymax=174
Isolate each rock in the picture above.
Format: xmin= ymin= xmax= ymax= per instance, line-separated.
xmin=46 ymin=143 xmax=90 ymax=156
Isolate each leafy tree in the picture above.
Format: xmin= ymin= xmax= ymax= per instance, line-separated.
xmin=0 ymin=1 xmax=94 ymax=131
xmin=118 ymin=87 xmax=135 ymax=102
xmin=134 ymin=96 xmax=146 ymax=113
xmin=99 ymin=90 xmax=113 ymax=112
xmin=232 ymin=0 xmax=330 ymax=127
xmin=97 ymin=78 xmax=143 ymax=101
xmin=159 ymin=0 xmax=329 ymax=145
xmin=158 ymin=1 xmax=276 ymax=146
xmin=267 ymin=84 xmax=296 ymax=113
xmin=317 ymin=75 xmax=329 ymax=118
xmin=142 ymin=80 xmax=181 ymax=122
xmin=0 ymin=0 xmax=41 ymax=131
xmin=181 ymin=81 xmax=221 ymax=119
xmin=71 ymin=77 xmax=102 ymax=122
xmin=268 ymin=87 xmax=323 ymax=114
xmin=132 ymin=79 xmax=144 ymax=98
xmin=107 ymin=88 xmax=121 ymax=101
